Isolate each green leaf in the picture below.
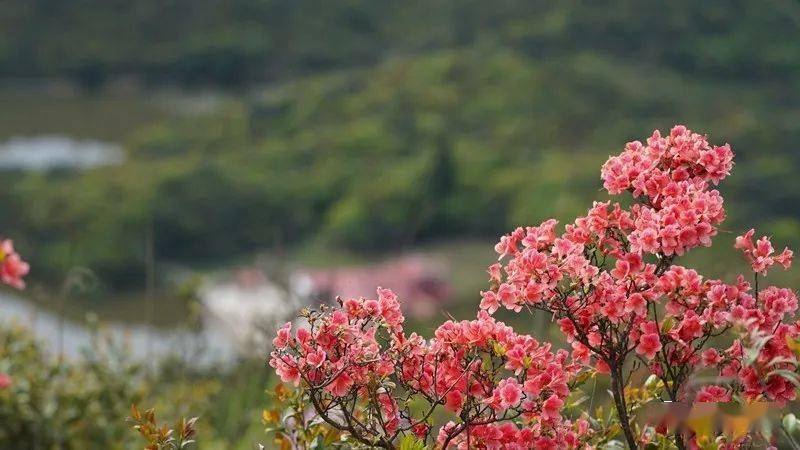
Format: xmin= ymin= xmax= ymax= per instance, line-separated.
xmin=660 ymin=317 xmax=675 ymax=333
xmin=699 ymin=440 xmax=719 ymax=450
xmin=567 ymin=394 xmax=589 ymax=408
xmin=399 ymin=435 xmax=427 ymax=450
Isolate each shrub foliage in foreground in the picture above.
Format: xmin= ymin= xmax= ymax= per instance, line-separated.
xmin=0 ymin=245 xmax=145 ymax=449
xmin=0 ymin=323 xmax=144 ymax=449
xmin=269 ymin=126 xmax=800 ymax=449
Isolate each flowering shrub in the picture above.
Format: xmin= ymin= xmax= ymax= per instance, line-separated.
xmin=0 ymin=322 xmax=146 ymax=449
xmin=0 ymin=238 xmax=27 ymax=411
xmin=275 ymin=125 xmax=800 ymax=449
xmin=270 ymin=290 xmax=593 ymax=449
xmin=1 ymin=242 xmax=170 ymax=449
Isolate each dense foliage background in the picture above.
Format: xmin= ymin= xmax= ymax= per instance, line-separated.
xmin=4 ymin=1 xmax=800 ymax=86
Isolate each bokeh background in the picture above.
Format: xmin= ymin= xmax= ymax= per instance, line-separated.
xmin=1 ymin=1 xmax=800 ymax=448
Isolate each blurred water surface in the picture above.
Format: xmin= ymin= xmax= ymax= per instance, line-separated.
xmin=0 ymin=291 xmax=238 ymax=365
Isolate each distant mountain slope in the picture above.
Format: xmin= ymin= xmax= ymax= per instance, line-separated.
xmin=3 ymin=48 xmax=800 ymax=286
xmin=2 ymin=1 xmax=800 ymax=86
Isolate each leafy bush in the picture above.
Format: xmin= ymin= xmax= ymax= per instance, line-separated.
xmin=0 ymin=323 xmax=144 ymax=449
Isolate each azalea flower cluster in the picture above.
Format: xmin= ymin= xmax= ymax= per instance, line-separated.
xmin=734 ymin=229 xmax=793 ymax=275
xmin=0 ymin=239 xmax=29 ymax=289
xmin=272 ymin=125 xmax=800 ymax=449
xmin=269 ymin=288 xmax=593 ymax=449
xmin=483 ymin=125 xmax=799 ymax=448
xmin=601 ymin=126 xmax=731 ymax=257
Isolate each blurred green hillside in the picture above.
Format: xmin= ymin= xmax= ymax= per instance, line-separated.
xmin=2 ymin=1 xmax=800 ymax=288
xmin=4 ymin=1 xmax=800 ymax=86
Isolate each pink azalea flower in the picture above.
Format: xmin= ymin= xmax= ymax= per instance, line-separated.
xmin=480 ymin=290 xmax=500 ymax=314
xmin=696 ymin=385 xmax=731 ymax=402
xmin=636 ymin=333 xmax=662 ymax=360
xmin=0 ymin=240 xmax=29 ymax=289
xmin=444 ymin=390 xmax=463 ymax=413
xmin=305 ymin=349 xmax=326 ymax=368
xmin=0 ymin=374 xmax=11 ymax=390
xmin=327 ymin=373 xmax=353 ymax=397
xmin=541 ymin=394 xmax=563 ymax=422
xmin=495 ymin=378 xmax=523 ymax=410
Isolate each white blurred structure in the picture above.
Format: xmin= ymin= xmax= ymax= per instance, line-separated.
xmin=0 ymin=135 xmax=125 ymax=171
xmin=199 ymin=268 xmax=303 ymax=356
